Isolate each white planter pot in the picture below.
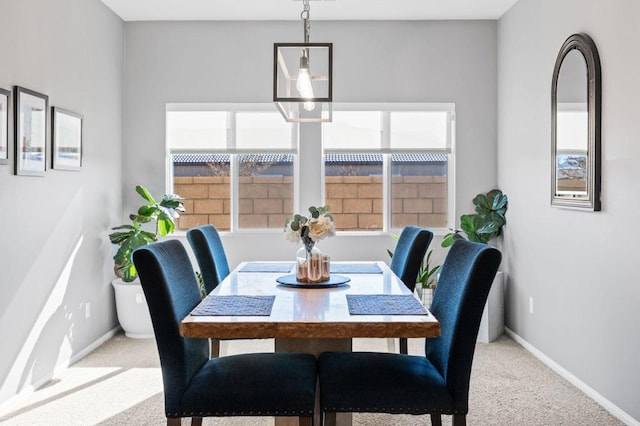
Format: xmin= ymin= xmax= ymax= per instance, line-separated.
xmin=477 ymin=271 xmax=504 ymax=343
xmin=111 ymin=278 xmax=154 ymax=339
xmin=415 ymin=286 xmax=434 ymax=309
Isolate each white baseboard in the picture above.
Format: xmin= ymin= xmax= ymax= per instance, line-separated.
xmin=0 ymin=326 xmax=121 ymax=417
xmin=505 ymin=327 xmax=639 ymax=426
xmin=64 ymin=326 xmax=121 ymax=369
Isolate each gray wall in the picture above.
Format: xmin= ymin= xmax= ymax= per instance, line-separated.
xmin=124 ymin=20 xmax=498 ymax=266
xmin=0 ymin=0 xmax=123 ymax=406
xmin=498 ymin=0 xmax=640 ymax=421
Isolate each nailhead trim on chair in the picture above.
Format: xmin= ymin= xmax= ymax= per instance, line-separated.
xmin=324 ymin=407 xmax=464 ymax=415
xmin=168 ymin=410 xmax=314 ymax=417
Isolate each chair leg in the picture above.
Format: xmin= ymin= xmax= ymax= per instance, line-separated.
xmin=452 ymin=414 xmax=466 ymax=426
xmin=299 ymin=415 xmax=313 ymax=426
xmin=167 ymin=418 xmax=181 ymax=426
xmin=323 ymin=411 xmax=337 ymax=426
xmin=430 ymin=414 xmax=442 ymax=426
xmin=192 ymin=417 xmax=203 ymax=426
xmin=399 ymin=337 xmax=408 ymax=354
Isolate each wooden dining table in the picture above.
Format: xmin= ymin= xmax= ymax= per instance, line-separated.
xmin=180 ymin=261 xmax=441 ymax=426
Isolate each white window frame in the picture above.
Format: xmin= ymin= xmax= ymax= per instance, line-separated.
xmin=322 ymin=103 xmax=456 ymax=233
xmin=166 ymin=102 xmax=455 ymax=234
xmin=166 ymin=103 xmax=298 ymax=233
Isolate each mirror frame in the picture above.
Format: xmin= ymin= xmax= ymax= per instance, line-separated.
xmin=551 ymin=33 xmax=601 ymax=210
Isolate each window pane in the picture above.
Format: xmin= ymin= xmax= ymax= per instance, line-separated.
xmin=323 ymin=111 xmax=381 ymax=150
xmin=325 ymin=153 xmax=383 ymax=231
xmin=238 ymin=154 xmax=294 ymax=229
xmin=390 ymin=112 xmax=449 ymax=150
xmin=173 ymin=153 xmax=231 ymax=231
xmin=236 ymin=112 xmax=293 ymax=150
xmin=167 ymin=111 xmax=227 ymax=150
xmin=391 ymin=153 xmax=448 ymax=229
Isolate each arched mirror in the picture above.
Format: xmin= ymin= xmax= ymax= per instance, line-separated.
xmin=551 ymin=33 xmax=601 ymax=210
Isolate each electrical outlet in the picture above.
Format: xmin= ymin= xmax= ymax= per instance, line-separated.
xmin=529 ymin=297 xmax=534 ymax=314
xmin=85 ymin=302 xmax=91 ymax=319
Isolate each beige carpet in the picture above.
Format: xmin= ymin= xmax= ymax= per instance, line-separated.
xmin=0 ymin=334 xmax=622 ymax=426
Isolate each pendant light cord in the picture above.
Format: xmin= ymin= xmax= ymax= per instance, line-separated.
xmin=301 ymin=0 xmax=311 ymax=44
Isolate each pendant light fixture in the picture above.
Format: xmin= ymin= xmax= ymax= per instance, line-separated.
xmin=274 ymin=0 xmax=332 ymax=122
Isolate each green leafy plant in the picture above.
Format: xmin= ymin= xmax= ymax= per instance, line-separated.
xmin=417 ymin=249 xmax=440 ymax=289
xmin=195 ymin=271 xmax=207 ymax=298
xmin=108 ymin=185 xmax=184 ymax=282
xmin=442 ymin=189 xmax=508 ymax=247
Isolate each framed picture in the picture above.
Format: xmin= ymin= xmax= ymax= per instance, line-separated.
xmin=52 ymin=107 xmax=83 ymax=171
xmin=0 ymin=88 xmax=9 ymax=165
xmin=14 ymin=86 xmax=48 ymax=176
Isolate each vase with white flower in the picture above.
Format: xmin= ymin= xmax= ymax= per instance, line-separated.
xmin=284 ymin=205 xmax=336 ymax=283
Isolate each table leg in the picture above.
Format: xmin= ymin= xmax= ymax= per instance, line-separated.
xmin=275 ymin=338 xmax=353 ymax=426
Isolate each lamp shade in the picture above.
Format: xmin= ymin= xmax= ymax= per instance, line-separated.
xmin=274 ymin=42 xmax=332 ymax=123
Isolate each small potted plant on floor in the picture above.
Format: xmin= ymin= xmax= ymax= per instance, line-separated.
xmin=415 ymin=249 xmax=440 ymax=308
xmin=109 ymin=185 xmax=184 ymax=338
xmin=387 ymin=237 xmax=440 ymax=308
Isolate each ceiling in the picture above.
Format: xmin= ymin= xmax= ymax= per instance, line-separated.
xmin=100 ymin=0 xmax=519 ymax=21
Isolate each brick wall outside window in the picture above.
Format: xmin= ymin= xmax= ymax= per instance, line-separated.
xmin=175 ymin=175 xmax=447 ymax=231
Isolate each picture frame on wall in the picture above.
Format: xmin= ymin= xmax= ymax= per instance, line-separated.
xmin=0 ymin=88 xmax=9 ymax=165
xmin=52 ymin=107 xmax=82 ymax=171
xmin=14 ymin=86 xmax=48 ymax=176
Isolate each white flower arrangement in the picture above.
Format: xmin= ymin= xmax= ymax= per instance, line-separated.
xmin=284 ymin=205 xmax=336 ymax=250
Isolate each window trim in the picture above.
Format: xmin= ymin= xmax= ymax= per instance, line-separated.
xmin=323 ymin=104 xmax=455 ymax=233
xmin=166 ymin=102 xmax=455 ymax=234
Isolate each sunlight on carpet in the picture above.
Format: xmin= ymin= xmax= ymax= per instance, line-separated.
xmin=0 ymin=368 xmax=162 ymax=426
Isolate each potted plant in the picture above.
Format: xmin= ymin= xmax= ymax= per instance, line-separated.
xmin=284 ymin=205 xmax=336 ymax=283
xmin=109 ymin=185 xmax=184 ymax=338
xmin=415 ymin=249 xmax=440 ymax=308
xmin=387 ymin=237 xmax=441 ymax=308
xmin=441 ymin=189 xmax=508 ymax=247
xmin=441 ymin=188 xmax=508 ymax=343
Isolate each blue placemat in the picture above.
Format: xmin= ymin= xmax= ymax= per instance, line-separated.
xmin=239 ymin=262 xmax=295 ymax=273
xmin=346 ymin=294 xmax=428 ymax=315
xmin=330 ymin=263 xmax=383 ymax=274
xmin=191 ymin=295 xmax=275 ymax=316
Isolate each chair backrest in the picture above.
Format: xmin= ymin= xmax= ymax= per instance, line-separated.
xmin=427 ymin=239 xmax=502 ymax=412
xmin=389 ymin=226 xmax=434 ymax=292
xmin=132 ymin=239 xmax=209 ymax=415
xmin=186 ymin=225 xmax=230 ymax=294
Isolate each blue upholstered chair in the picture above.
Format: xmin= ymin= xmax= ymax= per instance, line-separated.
xmin=390 ymin=225 xmax=434 ymax=293
xmin=186 ymin=225 xmax=230 ymax=295
xmin=390 ymin=225 xmax=434 ymax=354
xmin=133 ymin=240 xmax=317 ymax=426
xmin=186 ymin=225 xmax=233 ymax=357
xmin=318 ymin=239 xmax=501 ymax=426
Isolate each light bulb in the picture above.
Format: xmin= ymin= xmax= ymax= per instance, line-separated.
xmin=296 ymin=66 xmax=314 ymax=99
xmin=297 ymin=52 xmax=316 ymax=113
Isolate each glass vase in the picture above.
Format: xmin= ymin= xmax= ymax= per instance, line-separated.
xmin=296 ymin=246 xmax=308 ymax=282
xmin=321 ymin=254 xmax=331 ymax=282
xmin=307 ymin=245 xmax=323 ymax=283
